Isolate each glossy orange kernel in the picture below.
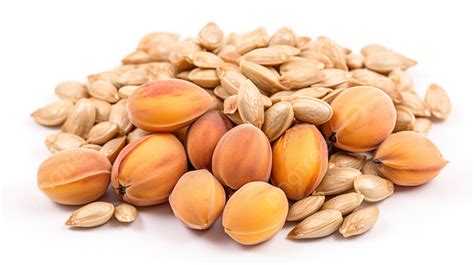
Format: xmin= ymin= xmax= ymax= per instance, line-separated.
xmin=186 ymin=110 xmax=234 ymax=171
xmin=37 ymin=148 xmax=111 ymax=205
xmin=169 ymin=169 xmax=226 ymax=230
xmin=111 ymin=134 xmax=188 ymax=206
xmin=127 ymin=79 xmax=213 ymax=132
xmin=223 ymin=181 xmax=288 ymax=245
xmin=212 ymin=124 xmax=272 ymax=190
xmin=272 ymin=124 xmax=328 ymax=200
xmin=322 ymin=86 xmax=396 ymax=152
xmin=373 ymin=131 xmax=448 ymax=186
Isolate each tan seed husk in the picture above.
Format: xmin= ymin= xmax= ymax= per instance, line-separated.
xmin=214 ymin=85 xmax=232 ymax=100
xmin=81 ymin=144 xmax=102 ymax=151
xmin=339 ymin=206 xmax=379 ymax=237
xmin=329 ymin=152 xmax=366 ymax=170
xmin=241 ymin=45 xmax=299 ymax=65
xmin=145 ymin=62 xmax=177 ymax=80
xmin=117 ymin=68 xmax=148 ymax=86
xmin=127 ymin=128 xmax=152 ymax=143
xmin=286 ymin=96 xmax=332 ymax=125
xmin=394 ymin=105 xmax=416 ymax=132
xmin=314 ymin=36 xmax=348 ymax=71
xmin=279 ymin=64 xmax=325 ymax=89
xmin=121 ymin=50 xmax=153 ymax=64
xmin=118 ymin=85 xmax=139 ymax=99
xmin=109 ymin=100 xmax=133 ymax=135
xmin=400 ymin=91 xmax=431 ymax=117
xmin=364 ymin=50 xmax=417 ymax=74
xmin=361 ymin=159 xmax=379 ymax=176
xmin=280 ymin=57 xmax=325 ymax=74
xmin=219 ymin=68 xmax=246 ymax=95
xmin=413 ymin=117 xmax=432 ymax=135
xmin=114 ymin=203 xmax=138 ymax=223
xmin=389 ymin=69 xmax=413 ymax=92
xmin=87 ymin=80 xmax=120 ymax=103
xmin=287 ymin=195 xmax=325 ymax=222
xmin=100 ymin=136 xmax=126 ymax=163
xmin=45 ymin=132 xmax=86 ymax=153
xmin=350 ymin=69 xmax=402 ymax=103
xmin=90 ymin=98 xmax=112 ymax=123
xmin=88 ymin=71 xmax=120 ymax=88
xmin=269 ymin=27 xmax=297 ymax=47
xmin=240 ymin=60 xmax=287 ymax=93
xmin=321 ymin=87 xmax=348 ymax=103
xmin=298 ymin=50 xmax=334 ymax=68
xmin=235 ymin=27 xmax=269 ymax=54
xmin=261 ymin=94 xmax=272 ymax=109
xmin=321 ymin=192 xmax=364 ymax=215
xmin=313 ymin=167 xmax=362 ymax=196
xmin=315 ymin=69 xmax=351 ymax=88
xmin=209 ymin=95 xmax=224 ymax=111
xmin=425 ymin=83 xmax=451 ymax=120
xmin=237 ymin=79 xmax=264 ymax=128
xmin=188 ymin=68 xmax=220 ymax=88
xmin=345 ymin=53 xmax=364 ymax=69
xmin=198 ymin=22 xmax=224 ymax=51
xmin=293 ymin=86 xmax=332 ymax=99
xmin=31 ymin=100 xmax=73 ymax=126
xmin=55 ymin=81 xmax=89 ymax=102
xmin=217 ymin=45 xmax=241 ymax=64
xmin=223 ymin=95 xmax=238 ymax=114
xmin=287 ymin=209 xmax=343 ymax=239
xmin=87 ymin=121 xmax=119 ymax=145
xmin=354 ymin=175 xmax=394 ymax=202
xmin=361 ymin=44 xmax=389 ymax=57
xmin=192 ymin=51 xmax=225 ymax=68
xmin=65 ymin=202 xmax=114 ymax=228
xmin=176 ymin=70 xmax=191 ymax=81
xmin=137 ymin=32 xmax=179 ymax=60
xmin=225 ymin=112 xmax=244 ymax=125
xmin=270 ymin=90 xmax=294 ymax=103
xmin=262 ymin=101 xmax=294 ymax=142
xmin=61 ymin=98 xmax=96 ymax=138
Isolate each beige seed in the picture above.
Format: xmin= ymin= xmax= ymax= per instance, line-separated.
xmin=100 ymin=136 xmax=126 ymax=163
xmin=87 ymin=80 xmax=120 ymax=103
xmin=345 ymin=53 xmax=364 ymax=69
xmin=269 ymin=27 xmax=296 ymax=46
xmin=298 ymin=50 xmax=334 ymax=68
xmin=314 ymin=36 xmax=348 ymax=71
xmin=65 ymin=202 xmax=114 ymax=228
xmin=117 ymin=68 xmax=148 ymax=86
xmin=223 ymin=95 xmax=238 ymax=114
xmin=198 ymin=22 xmax=224 ymax=51
xmin=213 ymin=85 xmax=232 ymax=100
xmin=87 ymin=121 xmax=119 ymax=145
xmin=364 ymin=50 xmax=417 ymax=74
xmin=339 ymin=206 xmax=379 ymax=237
xmin=240 ymin=60 xmax=287 ymax=93
xmin=81 ymin=144 xmax=102 ymax=151
xmin=350 ymin=69 xmax=402 ymax=103
xmin=262 ymin=101 xmax=294 ymax=142
xmin=188 ymin=68 xmax=220 ymax=88
xmin=329 ymin=152 xmax=366 ymax=170
xmin=287 ymin=96 xmax=333 ymax=125
xmin=394 ymin=106 xmax=416 ymax=132
xmin=280 ymin=57 xmax=325 ymax=74
xmin=192 ymin=51 xmax=225 ymax=68
xmin=118 ymin=85 xmax=139 ymax=99
xmin=425 ymin=83 xmax=451 ymax=120
xmin=241 ymin=45 xmax=299 ymax=65
xmin=31 ymin=100 xmax=73 ymax=126
xmin=121 ymin=50 xmax=153 ymax=64
xmin=90 ymin=98 xmax=112 ymax=123
xmin=287 ymin=195 xmax=325 ymax=222
xmin=313 ymin=167 xmax=362 ymax=196
xmin=279 ymin=64 xmax=325 ymax=89
xmin=219 ymin=68 xmax=246 ymax=95
xmin=237 ymin=80 xmax=264 ymax=128
xmin=400 ymin=91 xmax=431 ymax=117
xmin=176 ymin=70 xmax=191 ymax=81
xmin=321 ymin=87 xmax=348 ymax=103
xmin=225 ymin=112 xmax=244 ymax=125
xmin=55 ymin=81 xmax=89 ymax=102
xmin=114 ymin=203 xmax=138 ymax=223
xmin=109 ymin=100 xmax=133 ymax=135
xmin=137 ymin=32 xmax=180 ymax=60
xmin=321 ymin=192 xmax=364 ymax=215
xmin=270 ymin=90 xmax=294 ymax=103
xmin=413 ymin=117 xmax=432 ymax=135
xmin=235 ymin=27 xmax=269 ymax=54
xmin=287 ymin=209 xmax=343 ymax=239
xmin=88 ymin=71 xmax=120 ymax=88
xmin=293 ymin=86 xmax=332 ymax=99
xmin=62 ymin=98 xmax=96 ymax=138
xmin=361 ymin=44 xmax=389 ymax=57
xmin=127 ymin=128 xmax=152 ymax=143
xmin=354 ymin=175 xmax=394 ymax=202
xmin=389 ymin=69 xmax=413 ymax=92
xmin=316 ymin=69 xmax=351 ymax=88
xmin=361 ymin=159 xmax=379 ymax=176
xmin=45 ymin=132 xmax=86 ymax=153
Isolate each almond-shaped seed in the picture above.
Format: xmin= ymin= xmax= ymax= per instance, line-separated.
xmin=55 ymin=81 xmax=89 ymax=102
xmin=223 ymin=94 xmax=238 ymax=114
xmin=425 ymin=83 xmax=451 ymax=120
xmin=316 ymin=69 xmax=351 ymax=88
xmin=109 ymin=100 xmax=132 ymax=135
xmin=329 ymin=152 xmax=366 ymax=170
xmin=219 ymin=68 xmax=246 ymax=95
xmin=122 ymin=50 xmax=153 ymax=64
xmin=45 ymin=132 xmax=86 ymax=153
xmin=287 ymin=209 xmax=343 ymax=239
xmin=209 ymin=95 xmax=224 ymax=111
xmin=188 ymin=68 xmax=220 ymax=88
xmin=87 ymin=80 xmax=120 ymax=103
xmin=241 ymin=45 xmax=299 ymax=65
xmin=192 ymin=51 xmax=225 ymax=68
xmin=354 ymin=175 xmax=394 ymax=202
xmin=269 ymin=27 xmax=297 ymax=47
xmin=400 ymin=91 xmax=431 ymax=117
xmin=235 ymin=27 xmax=269 ymax=54
xmin=100 ymin=136 xmax=126 ymax=163
xmin=240 ymin=60 xmax=287 ymax=93
xmin=87 ymin=121 xmax=119 ymax=145
xmin=261 ymin=94 xmax=272 ymax=109
xmin=81 ymin=144 xmax=102 ymax=151
xmin=321 ymin=192 xmax=364 ymax=215
xmin=31 ymin=100 xmax=73 ymax=126
xmin=117 ymin=68 xmax=148 ymax=86
xmin=114 ymin=203 xmax=138 ymax=223
xmin=88 ymin=71 xmax=120 ymax=88
xmin=364 ymin=50 xmax=417 ymax=74
xmin=287 ymin=195 xmax=325 ymax=221
xmin=313 ymin=167 xmax=362 ymax=196
xmin=280 ymin=57 xmax=325 ymax=74
xmin=413 ymin=117 xmax=432 ymax=135
xmin=65 ymin=202 xmax=114 ymax=228
xmin=346 ymin=53 xmax=364 ymax=69
xmin=270 ymin=91 xmax=294 ymax=103
xmin=198 ymin=22 xmax=224 ymax=50
xmin=90 ymin=98 xmax=112 ymax=123
xmin=213 ymin=85 xmax=232 ymax=100
xmin=225 ymin=112 xmax=244 ymax=125
xmin=176 ymin=70 xmax=191 ymax=81
xmin=314 ymin=36 xmax=348 ymax=71
xmin=350 ymin=69 xmax=402 ymax=103
xmin=262 ymin=101 xmax=294 ymax=142
xmin=362 ymin=159 xmax=379 ymax=176
xmin=237 ymin=80 xmax=264 ymax=128
xmin=118 ymin=85 xmax=139 ymax=99
xmin=127 ymin=128 xmax=152 ymax=143
xmin=361 ymin=44 xmax=389 ymax=57
xmin=389 ymin=69 xmax=413 ymax=92
xmin=322 ymin=87 xmax=348 ymax=103
xmin=298 ymin=50 xmax=334 ymax=68
xmin=62 ymin=98 xmax=96 ymax=138
xmin=279 ymin=65 xmax=325 ymax=89
xmin=287 ymin=96 xmax=332 ymax=125
xmin=394 ymin=106 xmax=416 ymax=132
xmin=293 ymin=86 xmax=332 ymax=99
xmin=339 ymin=206 xmax=379 ymax=237
xmin=218 ymin=45 xmax=241 ymax=64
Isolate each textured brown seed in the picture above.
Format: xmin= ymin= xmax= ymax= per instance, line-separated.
xmin=87 ymin=121 xmax=119 ymax=145
xmin=109 ymin=100 xmax=132 ymax=135
xmin=354 ymin=175 xmax=394 ymax=202
xmin=55 ymin=81 xmax=89 ymax=102
xmin=62 ymin=98 xmax=96 ymax=138
xmin=114 ymin=203 xmax=138 ymax=223
xmin=339 ymin=206 xmax=379 ymax=237
xmin=45 ymin=132 xmax=86 ymax=153
xmin=287 ymin=96 xmax=333 ymax=125
xmin=313 ymin=167 xmax=362 ymax=196
xmin=240 ymin=60 xmax=287 ymax=93
xmin=400 ymin=91 xmax=431 ymax=117
xmin=188 ymin=68 xmax=220 ymax=88
xmin=321 ymin=192 xmax=364 ymax=215
xmin=262 ymin=101 xmax=294 ymax=142
xmin=425 ymin=83 xmax=451 ymax=119
xmin=413 ymin=117 xmax=432 ymax=135
xmin=198 ymin=22 xmax=224 ymax=50
xmin=394 ymin=106 xmax=416 ymax=132
xmin=237 ymin=79 xmax=264 ymax=128
xmin=364 ymin=50 xmax=417 ymax=74
xmin=65 ymin=202 xmax=115 ymax=228
xmin=287 ymin=209 xmax=343 ymax=239
xmin=87 ymin=80 xmax=120 ymax=103
xmin=287 ymin=195 xmax=325 ymax=222
xmin=31 ymin=100 xmax=73 ymax=126
xmin=90 ymin=98 xmax=111 ymax=123
xmin=100 ymin=136 xmax=126 ymax=163
xmin=328 ymin=152 xmax=366 ymax=170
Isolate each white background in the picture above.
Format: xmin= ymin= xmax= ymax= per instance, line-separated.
xmin=1 ymin=0 xmax=473 ymax=264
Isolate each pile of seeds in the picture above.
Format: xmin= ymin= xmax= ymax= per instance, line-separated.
xmin=33 ymin=23 xmax=450 ymax=244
